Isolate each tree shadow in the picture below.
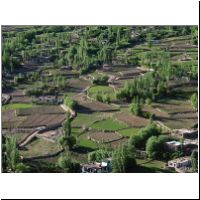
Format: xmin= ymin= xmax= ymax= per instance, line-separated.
xmin=73 ymin=146 xmax=96 ymax=154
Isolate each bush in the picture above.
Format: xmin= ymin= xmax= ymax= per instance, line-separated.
xmin=64 ymin=96 xmax=77 ymax=109
xmin=92 ymin=75 xmax=109 ymax=85
xmin=129 ymin=102 xmax=143 ymax=116
xmin=59 ymin=135 xmax=76 ymax=150
xmin=88 ymin=149 xmax=112 ymax=162
xmin=57 ymin=156 xmax=81 ymax=173
xmin=191 ymin=93 xmax=198 ymax=110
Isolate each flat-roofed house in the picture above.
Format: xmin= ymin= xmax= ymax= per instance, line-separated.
xmin=168 ymin=156 xmax=192 ymax=172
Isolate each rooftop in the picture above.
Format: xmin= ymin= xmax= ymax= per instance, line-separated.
xmin=168 ymin=156 xmax=191 ymax=164
xmin=166 ymin=141 xmax=181 ymax=146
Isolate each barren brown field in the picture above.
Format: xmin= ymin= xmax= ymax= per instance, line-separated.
xmin=17 ymin=105 xmax=65 ymax=116
xmin=19 ymin=114 xmax=66 ymax=128
xmin=115 ymin=112 xmax=149 ymax=127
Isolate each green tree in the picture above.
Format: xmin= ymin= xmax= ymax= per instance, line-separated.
xmin=129 ymin=123 xmax=161 ymax=149
xmin=129 ymin=102 xmax=143 ymax=116
xmin=5 ymin=137 xmax=20 ymax=172
xmin=57 ymin=155 xmax=80 ymax=173
xmin=146 ymin=33 xmax=152 ymax=48
xmin=112 ymin=144 xmax=136 ymax=173
xmin=60 ymin=114 xmax=76 ymax=151
xmin=191 ymin=93 xmax=198 ymax=110
xmin=146 ymin=135 xmax=175 ymax=160
xmin=64 ymin=96 xmax=77 ymax=110
xmin=3 ymin=136 xmax=29 ymax=173
xmin=191 ymin=150 xmax=198 ymax=172
xmin=88 ymin=149 xmax=112 ymax=162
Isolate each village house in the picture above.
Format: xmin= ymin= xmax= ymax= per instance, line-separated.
xmin=165 ymin=140 xmax=182 ymax=152
xmin=168 ymin=156 xmax=192 ymax=172
xmin=165 ymin=139 xmax=198 ymax=155
xmin=81 ymin=158 xmax=112 ymax=173
xmin=170 ymin=129 xmax=198 ymax=139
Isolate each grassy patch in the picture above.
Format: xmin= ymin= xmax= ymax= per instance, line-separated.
xmin=72 ymin=112 xmax=105 ymax=127
xmin=78 ymin=139 xmax=98 ymax=150
xmin=20 ymin=138 xmax=62 ymax=158
xmin=72 ymin=127 xmax=83 ymax=136
xmin=2 ymin=103 xmax=36 ymax=111
xmin=88 ymin=85 xmax=116 ymax=100
xmin=118 ymin=128 xmax=141 ymax=137
xmin=91 ymin=118 xmax=128 ymax=131
xmin=135 ymin=159 xmax=174 ymax=173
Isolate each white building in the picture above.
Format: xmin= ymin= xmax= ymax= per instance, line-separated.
xmin=168 ymin=157 xmax=192 ymax=169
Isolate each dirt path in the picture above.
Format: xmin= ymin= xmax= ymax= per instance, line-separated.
xmin=18 ymin=129 xmax=41 ymax=148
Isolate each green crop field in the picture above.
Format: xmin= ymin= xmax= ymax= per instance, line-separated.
xmin=91 ymin=118 xmax=128 ymax=131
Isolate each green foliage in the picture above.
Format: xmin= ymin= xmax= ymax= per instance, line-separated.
xmin=5 ymin=137 xmax=20 ymax=172
xmin=59 ymin=135 xmax=76 ymax=151
xmin=95 ymin=92 xmax=111 ymax=104
xmin=129 ymin=123 xmax=161 ymax=149
xmin=112 ymin=144 xmax=136 ymax=173
xmin=60 ymin=115 xmax=77 ymax=151
xmin=129 ymin=102 xmax=143 ymax=116
xmin=63 ymin=115 xmax=72 ymax=136
xmin=3 ymin=136 xmax=28 ymax=173
xmin=116 ymin=72 xmax=167 ymax=103
xmin=190 ymin=93 xmax=198 ymax=110
xmin=88 ymin=148 xmax=112 ymax=162
xmin=146 ymin=135 xmax=173 ymax=159
xmin=57 ymin=156 xmax=81 ymax=173
xmin=64 ymin=96 xmax=77 ymax=109
xmin=191 ymin=26 xmax=198 ymax=45
xmin=15 ymin=163 xmax=30 ymax=173
xmin=191 ymin=150 xmax=198 ymax=172
xmin=92 ymin=75 xmax=109 ymax=85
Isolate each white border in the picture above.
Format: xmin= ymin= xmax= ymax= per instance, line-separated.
xmin=0 ymin=0 xmax=199 ymax=199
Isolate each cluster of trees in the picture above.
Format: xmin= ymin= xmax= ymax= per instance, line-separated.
xmin=25 ymin=84 xmax=58 ymax=96
xmin=117 ymin=72 xmax=167 ymax=103
xmin=128 ymin=123 xmax=161 ymax=149
xmin=57 ymin=155 xmax=81 ymax=173
xmin=112 ymin=144 xmax=136 ymax=173
xmin=25 ymin=75 xmax=68 ymax=97
xmin=88 ymin=148 xmax=112 ymax=162
xmin=145 ymin=135 xmax=179 ymax=160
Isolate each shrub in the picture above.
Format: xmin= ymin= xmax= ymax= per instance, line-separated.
xmin=57 ymin=156 xmax=80 ymax=173
xmin=88 ymin=149 xmax=112 ymax=162
xmin=64 ymin=96 xmax=77 ymax=109
xmin=129 ymin=102 xmax=143 ymax=116
xmin=191 ymin=93 xmax=198 ymax=110
xmin=92 ymin=75 xmax=109 ymax=85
